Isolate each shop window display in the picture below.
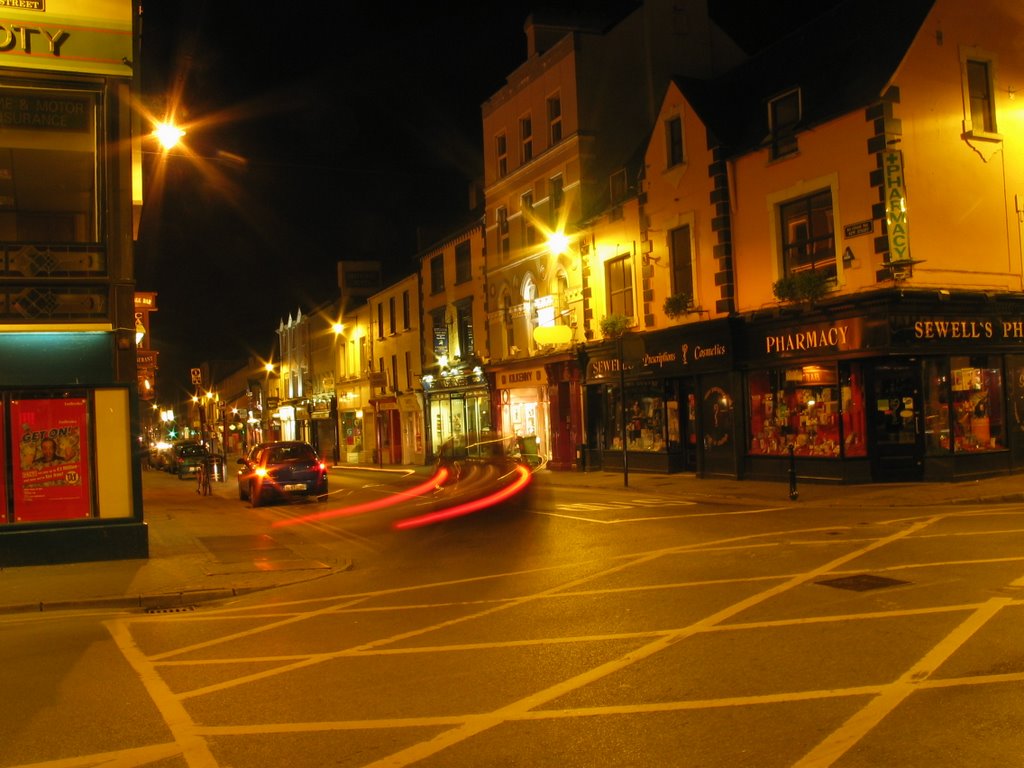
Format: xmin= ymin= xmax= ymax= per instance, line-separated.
xmin=606 ymin=384 xmax=668 ymax=451
xmin=925 ymin=356 xmax=1004 ymax=453
xmin=748 ymin=363 xmax=866 ymax=457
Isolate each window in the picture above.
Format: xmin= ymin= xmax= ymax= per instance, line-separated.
xmin=609 ymin=169 xmax=627 ymax=207
xmin=495 ymin=132 xmax=508 ymax=178
xmin=497 ymin=206 xmax=509 ymax=258
xmin=520 ymin=115 xmax=533 ymax=163
xmin=605 ymin=255 xmax=634 ymax=318
xmin=666 ymin=115 xmax=684 ymax=167
xmin=430 ymin=254 xmax=444 ymax=294
xmin=391 ymin=355 xmax=398 ymax=393
xmin=769 ymin=89 xmax=800 ymax=159
xmin=455 ymin=299 xmax=474 ymax=357
xmin=388 ymin=296 xmax=396 ymax=335
xmin=405 ymin=351 xmax=412 ymax=389
xmin=747 ymin=363 xmax=866 ymax=457
xmin=0 ymin=85 xmax=100 ymax=242
xmin=503 ymin=292 xmax=515 ymax=351
xmin=376 ymin=302 xmax=384 ymax=339
xmin=431 ymin=309 xmax=448 ymax=358
xmin=966 ymin=59 xmax=996 ymax=134
xmin=547 ymin=94 xmax=562 ymax=145
xmin=549 ymin=175 xmax=564 ymax=226
xmin=925 ymin=356 xmax=1005 ymax=453
xmin=521 ymin=191 xmax=536 ymax=246
xmin=779 ymin=189 xmax=836 ymax=280
xmin=402 ymin=290 xmax=410 ymax=329
xmin=669 ymin=224 xmax=694 ymax=300
xmin=455 ymin=240 xmax=472 ymax=283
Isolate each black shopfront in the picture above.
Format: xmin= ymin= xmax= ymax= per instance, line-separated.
xmin=740 ymin=292 xmax=1024 ymax=484
xmin=581 ymin=319 xmax=739 ymax=477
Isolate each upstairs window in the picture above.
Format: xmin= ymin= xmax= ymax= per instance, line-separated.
xmin=549 ymin=175 xmax=564 ymax=226
xmin=966 ymin=58 xmax=997 ymax=135
xmin=779 ymin=189 xmax=836 ymax=280
xmin=402 ymin=290 xmax=410 ymax=329
xmin=497 ymin=206 xmax=510 ymax=258
xmin=454 ymin=240 xmax=472 ymax=284
xmin=376 ymin=303 xmax=385 ymax=339
xmin=495 ymin=132 xmax=508 ymax=178
xmin=669 ymin=224 xmax=694 ymax=301
xmin=455 ymin=298 xmax=475 ymax=357
xmin=521 ymin=191 xmax=536 ymax=246
xmin=520 ymin=115 xmax=533 ymax=163
xmin=388 ymin=296 xmax=396 ymax=335
xmin=430 ymin=254 xmax=444 ymax=294
xmin=666 ymin=115 xmax=684 ymax=167
xmin=610 ymin=169 xmax=627 ymax=207
xmin=605 ymin=255 xmax=634 ymax=319
xmin=547 ymin=94 xmax=562 ymax=145
xmin=769 ymin=89 xmax=800 ymax=160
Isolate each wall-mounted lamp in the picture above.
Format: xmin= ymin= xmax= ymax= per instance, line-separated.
xmin=842 ymin=246 xmax=855 ymax=267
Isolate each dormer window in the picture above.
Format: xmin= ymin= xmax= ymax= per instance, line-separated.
xmin=769 ymin=89 xmax=801 ymax=160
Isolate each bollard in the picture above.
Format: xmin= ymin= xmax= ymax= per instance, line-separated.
xmin=788 ymin=443 xmax=799 ymax=500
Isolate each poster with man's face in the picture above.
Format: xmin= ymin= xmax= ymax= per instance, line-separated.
xmin=11 ymin=398 xmax=91 ymax=521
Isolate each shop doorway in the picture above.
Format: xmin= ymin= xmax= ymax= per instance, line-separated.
xmin=870 ymin=362 xmax=923 ymax=482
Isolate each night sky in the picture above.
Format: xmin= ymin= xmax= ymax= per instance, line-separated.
xmin=134 ymin=1 xmax=839 ymax=402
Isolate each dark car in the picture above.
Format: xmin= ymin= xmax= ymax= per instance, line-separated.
xmin=172 ymin=442 xmax=210 ymax=480
xmin=237 ymin=440 xmax=328 ymax=507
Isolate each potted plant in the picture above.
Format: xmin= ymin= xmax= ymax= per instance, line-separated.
xmin=662 ymin=292 xmax=693 ymax=319
xmin=599 ymin=313 xmax=631 ymax=339
xmin=772 ymin=270 xmax=830 ymax=305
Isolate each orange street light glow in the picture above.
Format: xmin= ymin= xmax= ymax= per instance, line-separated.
xmin=393 ymin=464 xmax=532 ymax=530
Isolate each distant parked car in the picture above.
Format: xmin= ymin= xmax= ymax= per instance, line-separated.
xmin=172 ymin=442 xmax=210 ymax=480
xmin=237 ymin=440 xmax=328 ymax=507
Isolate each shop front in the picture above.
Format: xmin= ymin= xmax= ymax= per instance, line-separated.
xmin=398 ymin=392 xmax=426 ymax=465
xmin=309 ymin=396 xmax=338 ymax=462
xmin=493 ymin=362 xmax=551 ymax=466
xmin=423 ymin=365 xmax=491 ymax=461
xmin=581 ymin=319 xmax=738 ymax=476
xmin=740 ymin=292 xmax=1024 ymax=484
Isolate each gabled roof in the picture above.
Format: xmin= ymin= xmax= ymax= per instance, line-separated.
xmin=680 ymin=0 xmax=936 ymax=158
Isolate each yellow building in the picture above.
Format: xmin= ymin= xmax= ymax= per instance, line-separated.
xmin=638 ymin=0 xmax=1024 ymax=483
xmin=0 ymin=1 xmax=146 ymax=563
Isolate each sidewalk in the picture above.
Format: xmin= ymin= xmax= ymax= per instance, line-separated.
xmin=1 ymin=463 xmax=1022 ymax=615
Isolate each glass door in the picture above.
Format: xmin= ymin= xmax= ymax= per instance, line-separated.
xmin=871 ymin=362 xmax=923 ymax=482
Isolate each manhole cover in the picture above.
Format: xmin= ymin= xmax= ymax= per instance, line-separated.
xmin=199 ymin=534 xmax=295 ymax=564
xmin=815 ymin=574 xmax=910 ymax=592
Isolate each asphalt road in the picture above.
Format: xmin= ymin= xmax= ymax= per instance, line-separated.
xmin=2 ymin=472 xmax=1023 ymax=767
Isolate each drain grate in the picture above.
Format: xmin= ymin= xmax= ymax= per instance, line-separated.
xmin=815 ymin=574 xmax=911 ymax=592
xmin=145 ymin=605 xmax=197 ymax=614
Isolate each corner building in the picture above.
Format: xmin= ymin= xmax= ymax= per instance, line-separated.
xmin=0 ymin=2 xmax=146 ymax=563
xmin=666 ymin=0 xmax=1024 ymax=483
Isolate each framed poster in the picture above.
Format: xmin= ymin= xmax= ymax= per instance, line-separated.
xmin=11 ymin=398 xmax=91 ymax=522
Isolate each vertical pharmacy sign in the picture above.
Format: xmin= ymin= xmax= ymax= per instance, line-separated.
xmin=12 ymin=398 xmax=91 ymax=521
xmin=884 ymin=149 xmax=911 ymax=265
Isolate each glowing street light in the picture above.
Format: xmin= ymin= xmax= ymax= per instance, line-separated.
xmin=153 ymin=121 xmax=185 ymax=150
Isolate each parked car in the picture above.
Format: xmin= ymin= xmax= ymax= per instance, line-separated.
xmin=172 ymin=442 xmax=211 ymax=480
xmin=237 ymin=440 xmax=328 ymax=506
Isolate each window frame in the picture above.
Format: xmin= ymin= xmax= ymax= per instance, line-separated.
xmin=454 ymin=240 xmax=472 ymax=284
xmin=666 ymin=114 xmax=684 ymax=168
xmin=497 ymin=206 xmax=510 ymax=258
xmin=669 ymin=222 xmax=695 ymax=301
xmin=521 ymin=190 xmax=536 ymax=246
xmin=495 ymin=132 xmax=508 ymax=178
xmin=519 ymin=114 xmax=533 ymax=163
xmin=547 ymin=94 xmax=562 ymax=145
xmin=777 ymin=187 xmax=837 ymax=281
xmin=962 ymin=53 xmax=999 ymax=139
xmin=768 ymin=88 xmax=801 ymax=160
xmin=605 ymin=254 xmax=635 ymax=319
xmin=549 ymin=174 xmax=564 ymax=226
xmin=429 ymin=254 xmax=444 ymax=294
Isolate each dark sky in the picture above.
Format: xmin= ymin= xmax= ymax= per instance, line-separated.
xmin=133 ymin=1 xmax=831 ymax=402
xmin=136 ymin=1 xmax=567 ymax=399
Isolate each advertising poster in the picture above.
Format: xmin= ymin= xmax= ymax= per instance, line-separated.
xmin=0 ymin=403 xmax=6 ymax=523
xmin=11 ymin=398 xmax=91 ymax=522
